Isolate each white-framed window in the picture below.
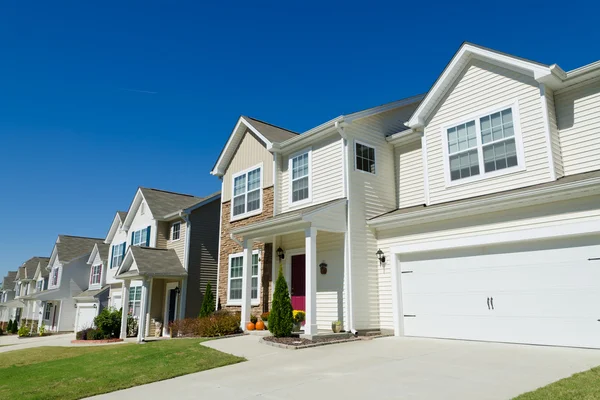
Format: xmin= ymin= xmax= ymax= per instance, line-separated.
xmin=128 ymin=286 xmax=142 ymax=317
xmin=231 ymin=164 xmax=262 ymax=220
xmin=171 ymin=222 xmax=181 ymax=241
xmin=289 ymin=148 xmax=311 ymax=205
xmin=111 ymin=242 xmax=126 ymax=269
xmin=51 ymin=268 xmax=59 ymax=287
xmin=355 ymin=141 xmax=376 ymax=174
xmin=90 ymin=264 xmax=102 ymax=285
xmin=227 ymin=251 xmax=260 ymax=305
xmin=36 ymin=280 xmax=43 ymax=292
xmin=132 ymin=227 xmax=149 ymax=247
xmin=44 ymin=303 xmax=51 ymax=320
xmin=442 ymin=101 xmax=524 ymax=186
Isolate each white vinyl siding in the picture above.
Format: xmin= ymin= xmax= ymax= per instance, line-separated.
xmin=545 ymin=86 xmax=564 ymax=178
xmin=221 ymin=131 xmax=274 ymax=202
xmin=395 ymin=141 xmax=425 ymax=208
xmin=279 ymin=134 xmax=344 ymax=213
xmin=555 ymin=77 xmax=600 ymax=176
xmin=424 ymin=59 xmax=552 ymax=204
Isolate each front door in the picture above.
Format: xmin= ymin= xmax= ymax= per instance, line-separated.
xmin=167 ymin=289 xmax=177 ymax=325
xmin=291 ymin=254 xmax=306 ymax=311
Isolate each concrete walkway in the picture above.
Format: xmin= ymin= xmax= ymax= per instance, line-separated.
xmin=0 ymin=333 xmax=130 ymax=353
xmin=87 ymin=335 xmax=600 ymax=400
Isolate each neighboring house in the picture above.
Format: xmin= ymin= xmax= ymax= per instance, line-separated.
xmin=73 ymin=243 xmax=111 ymax=332
xmin=14 ymin=257 xmax=50 ymax=332
xmin=211 ymin=43 xmax=600 ymax=349
xmin=0 ymin=271 xmax=17 ymax=330
xmin=32 ymin=235 xmax=104 ymax=332
xmin=111 ymin=188 xmax=220 ymax=341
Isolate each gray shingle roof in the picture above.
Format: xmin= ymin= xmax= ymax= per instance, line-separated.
xmin=56 ymin=235 xmax=105 ymax=264
xmin=18 ymin=257 xmax=50 ymax=280
xmin=243 ymin=116 xmax=298 ymax=143
xmin=94 ymin=243 xmax=111 ymax=266
xmin=75 ymin=285 xmax=109 ymax=299
xmin=38 ymin=258 xmax=50 ymax=278
xmin=1 ymin=271 xmax=17 ymax=290
xmin=139 ymin=188 xmax=207 ymax=219
xmin=117 ymin=211 xmax=128 ymax=222
xmin=127 ymin=247 xmax=186 ymax=277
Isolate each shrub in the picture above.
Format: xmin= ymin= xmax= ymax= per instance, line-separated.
xmin=169 ymin=311 xmax=241 ymax=338
xmin=94 ymin=307 xmax=121 ymax=338
xmin=10 ymin=320 xmax=18 ymax=334
xmin=38 ymin=323 xmax=46 ymax=336
xmin=250 ymin=314 xmax=258 ymax=324
xmin=0 ymin=327 xmax=4 ymax=335
xmin=199 ymin=282 xmax=216 ymax=318
xmin=269 ymin=265 xmax=294 ymax=337
xmin=76 ymin=327 xmax=107 ymax=340
xmin=18 ymin=325 xmax=30 ymax=337
xmin=7 ymin=319 xmax=13 ymax=333
xmin=260 ymin=312 xmax=269 ymax=321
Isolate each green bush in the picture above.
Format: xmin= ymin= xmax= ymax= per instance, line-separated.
xmin=199 ymin=282 xmax=215 ymax=318
xmin=7 ymin=319 xmax=13 ymax=333
xmin=127 ymin=314 xmax=138 ymax=337
xmin=269 ymin=265 xmax=294 ymax=337
xmin=10 ymin=320 xmax=18 ymax=334
xmin=170 ymin=311 xmax=241 ymax=337
xmin=0 ymin=327 xmax=4 ymax=335
xmin=76 ymin=327 xmax=108 ymax=340
xmin=18 ymin=325 xmax=30 ymax=337
xmin=94 ymin=307 xmax=121 ymax=338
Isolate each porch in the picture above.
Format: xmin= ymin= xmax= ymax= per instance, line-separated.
xmin=231 ymin=198 xmax=348 ymax=337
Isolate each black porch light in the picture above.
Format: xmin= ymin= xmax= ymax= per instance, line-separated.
xmin=276 ymin=247 xmax=285 ymax=260
xmin=174 ymin=286 xmax=181 ymax=295
xmin=376 ymin=249 xmax=386 ymax=264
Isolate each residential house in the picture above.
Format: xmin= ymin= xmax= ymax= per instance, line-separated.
xmin=13 ymin=257 xmax=50 ymax=332
xmin=109 ymin=188 xmax=220 ymax=341
xmin=0 ymin=271 xmax=17 ymax=330
xmin=32 ymin=235 xmax=104 ymax=332
xmin=211 ymin=43 xmax=600 ymax=348
xmin=72 ymin=243 xmax=111 ymax=332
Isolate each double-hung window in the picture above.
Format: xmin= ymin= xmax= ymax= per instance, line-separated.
xmin=36 ymin=280 xmax=43 ymax=292
xmin=132 ymin=227 xmax=150 ymax=247
xmin=90 ymin=264 xmax=102 ymax=285
xmin=231 ymin=165 xmax=262 ymax=219
xmin=44 ymin=303 xmax=51 ymax=320
xmin=228 ymin=251 xmax=260 ymax=304
xmin=290 ymin=149 xmax=311 ymax=204
xmin=51 ymin=268 xmax=59 ymax=287
xmin=171 ymin=222 xmax=181 ymax=241
xmin=111 ymin=242 xmax=126 ymax=269
xmin=128 ymin=286 xmax=142 ymax=317
xmin=445 ymin=104 xmax=521 ymax=183
xmin=355 ymin=142 xmax=376 ymax=174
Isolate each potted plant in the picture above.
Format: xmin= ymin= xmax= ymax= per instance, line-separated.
xmin=39 ymin=323 xmax=47 ymax=336
xmin=247 ymin=314 xmax=257 ymax=331
xmin=260 ymin=312 xmax=270 ymax=329
xmin=331 ymin=320 xmax=342 ymax=333
xmin=292 ymin=310 xmax=305 ymax=332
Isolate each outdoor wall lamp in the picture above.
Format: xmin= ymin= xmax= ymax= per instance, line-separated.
xmin=376 ymin=249 xmax=386 ymax=265
xmin=319 ymin=261 xmax=328 ymax=275
xmin=276 ymin=247 xmax=285 ymax=260
xmin=93 ymin=304 xmax=97 ymax=309
xmin=174 ymin=286 xmax=181 ymax=295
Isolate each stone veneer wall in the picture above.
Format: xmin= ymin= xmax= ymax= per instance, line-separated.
xmin=218 ymin=186 xmax=274 ymax=316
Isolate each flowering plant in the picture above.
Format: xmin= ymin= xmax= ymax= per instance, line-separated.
xmin=292 ymin=310 xmax=305 ymax=323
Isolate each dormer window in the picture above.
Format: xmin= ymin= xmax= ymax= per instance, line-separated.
xmin=90 ymin=264 xmax=102 ymax=285
xmin=443 ymin=102 xmax=524 ymax=185
xmin=231 ymin=165 xmax=262 ymax=220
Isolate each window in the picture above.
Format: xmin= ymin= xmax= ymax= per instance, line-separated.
xmin=36 ymin=280 xmax=43 ymax=292
xmin=171 ymin=222 xmax=181 ymax=241
xmin=132 ymin=227 xmax=150 ymax=247
xmin=111 ymin=242 xmax=126 ymax=269
xmin=231 ymin=166 xmax=262 ymax=218
xmin=290 ymin=150 xmax=311 ymax=203
xmin=90 ymin=264 xmax=102 ymax=285
xmin=44 ymin=303 xmax=51 ymax=320
xmin=355 ymin=142 xmax=376 ymax=174
xmin=228 ymin=251 xmax=260 ymax=303
xmin=445 ymin=104 xmax=521 ymax=183
xmin=128 ymin=286 xmax=142 ymax=317
xmin=51 ymin=268 xmax=59 ymax=286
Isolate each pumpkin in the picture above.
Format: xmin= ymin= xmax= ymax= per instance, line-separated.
xmin=246 ymin=322 xmax=255 ymax=331
xmin=255 ymin=320 xmax=265 ymax=330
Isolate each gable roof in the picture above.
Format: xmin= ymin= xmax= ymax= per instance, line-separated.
xmin=105 ymin=211 xmax=128 ymax=244
xmin=116 ymin=247 xmax=187 ymax=279
xmin=140 ymin=188 xmax=206 ymax=219
xmin=1 ymin=271 xmax=17 ymax=290
xmin=53 ymin=235 xmax=105 ymax=265
xmin=17 ymin=257 xmax=50 ymax=280
xmin=406 ymin=42 xmax=570 ymax=129
xmin=117 ymin=211 xmax=127 ymax=221
xmin=88 ymin=243 xmax=111 ymax=266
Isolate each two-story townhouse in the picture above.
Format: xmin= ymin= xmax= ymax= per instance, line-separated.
xmin=30 ymin=259 xmax=51 ymax=332
xmin=212 ymin=44 xmax=600 ymax=347
xmin=0 ymin=271 xmax=17 ymax=330
xmin=31 ymin=235 xmax=104 ymax=332
xmin=14 ymin=257 xmax=50 ymax=332
xmin=72 ymin=243 xmax=111 ymax=332
xmin=103 ymin=211 xmax=129 ymax=310
xmin=111 ymin=188 xmax=220 ymax=342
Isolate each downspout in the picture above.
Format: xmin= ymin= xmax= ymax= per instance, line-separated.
xmin=230 ymin=233 xmax=243 ymax=247
xmin=180 ymin=211 xmax=191 ymax=319
xmin=335 ymin=120 xmax=356 ymax=335
xmin=214 ymin=180 xmax=224 ymax=311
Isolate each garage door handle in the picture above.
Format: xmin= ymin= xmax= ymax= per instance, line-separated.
xmin=487 ymin=297 xmax=490 ymax=310
xmin=490 ymin=297 xmax=494 ymax=310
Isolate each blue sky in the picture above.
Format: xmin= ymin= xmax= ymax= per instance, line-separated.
xmin=0 ymin=1 xmax=598 ymax=280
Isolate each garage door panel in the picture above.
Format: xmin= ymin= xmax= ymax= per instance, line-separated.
xmin=76 ymin=306 xmax=97 ymax=332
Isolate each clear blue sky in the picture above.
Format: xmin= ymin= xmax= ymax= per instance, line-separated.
xmin=0 ymin=1 xmax=598 ymax=279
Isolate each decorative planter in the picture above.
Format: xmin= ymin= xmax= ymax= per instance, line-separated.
xmin=293 ymin=322 xmax=302 ymax=332
xmin=331 ymin=322 xmax=342 ymax=333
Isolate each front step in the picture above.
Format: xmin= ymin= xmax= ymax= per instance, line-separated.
xmin=356 ymin=330 xmax=381 ymax=337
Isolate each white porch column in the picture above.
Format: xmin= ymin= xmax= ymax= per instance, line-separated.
xmin=120 ymin=281 xmax=130 ymax=340
xmin=305 ymin=227 xmax=318 ymax=335
xmin=137 ymin=279 xmax=150 ymax=343
xmin=240 ymin=239 xmax=253 ymax=330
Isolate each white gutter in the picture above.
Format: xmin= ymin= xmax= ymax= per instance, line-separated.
xmin=229 ymin=233 xmax=243 ymax=247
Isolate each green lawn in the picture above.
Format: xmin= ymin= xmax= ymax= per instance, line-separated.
xmin=514 ymin=367 xmax=600 ymax=400
xmin=0 ymin=339 xmax=244 ymax=400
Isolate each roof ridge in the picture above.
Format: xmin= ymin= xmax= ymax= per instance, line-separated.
xmin=59 ymin=234 xmax=105 ymax=240
xmin=140 ymin=187 xmax=201 ymax=198
xmin=244 ymin=116 xmax=299 ymax=135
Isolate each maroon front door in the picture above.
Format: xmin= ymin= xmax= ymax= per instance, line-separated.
xmin=291 ymin=254 xmax=306 ymax=311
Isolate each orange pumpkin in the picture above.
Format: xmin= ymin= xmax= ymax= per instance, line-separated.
xmin=246 ymin=322 xmax=255 ymax=331
xmin=255 ymin=320 xmax=265 ymax=330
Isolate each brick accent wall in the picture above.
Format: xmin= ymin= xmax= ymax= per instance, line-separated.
xmin=218 ymin=186 xmax=274 ymax=316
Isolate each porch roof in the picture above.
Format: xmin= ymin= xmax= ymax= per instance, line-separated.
xmin=74 ymin=285 xmax=109 ymax=301
xmin=0 ymin=299 xmax=24 ymax=308
xmin=232 ymin=198 xmax=347 ymax=240
xmin=31 ymin=288 xmax=62 ymax=301
xmin=116 ymin=247 xmax=187 ymax=280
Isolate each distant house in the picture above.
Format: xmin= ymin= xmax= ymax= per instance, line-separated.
xmin=0 ymin=271 xmax=17 ymax=330
xmin=13 ymin=257 xmax=50 ymax=331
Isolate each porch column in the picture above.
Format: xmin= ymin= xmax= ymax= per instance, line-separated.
xmin=137 ymin=279 xmax=150 ymax=343
xmin=179 ymin=278 xmax=187 ymax=320
xmin=120 ymin=281 xmax=130 ymax=340
xmin=240 ymin=239 xmax=253 ymax=330
xmin=305 ymin=227 xmax=318 ymax=335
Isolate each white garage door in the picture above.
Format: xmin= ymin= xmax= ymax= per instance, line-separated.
xmin=400 ymin=235 xmax=600 ymax=348
xmin=76 ymin=306 xmax=97 ymax=332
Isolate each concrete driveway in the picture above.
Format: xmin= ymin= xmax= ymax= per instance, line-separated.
xmin=88 ymin=335 xmax=600 ymax=400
